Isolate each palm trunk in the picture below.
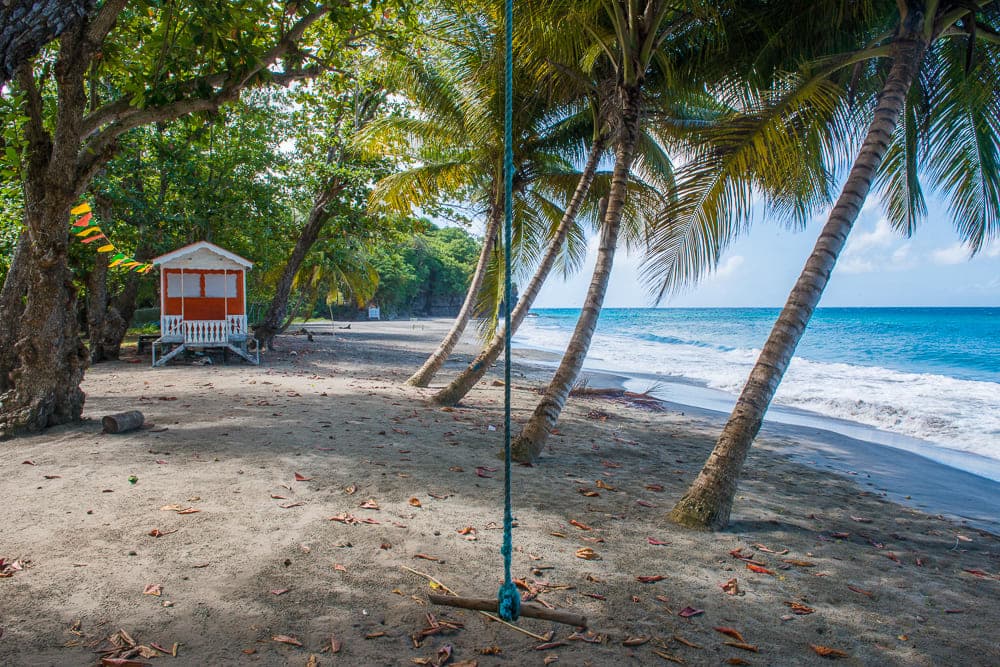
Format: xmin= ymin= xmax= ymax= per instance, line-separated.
xmin=510 ymin=86 xmax=641 ymax=462
xmin=405 ymin=197 xmax=503 ymax=387
xmin=669 ymin=30 xmax=928 ymax=531
xmin=254 ymin=185 xmax=339 ymax=350
xmin=432 ymin=137 xmax=606 ymax=406
xmin=0 ymin=233 xmax=30 ymax=393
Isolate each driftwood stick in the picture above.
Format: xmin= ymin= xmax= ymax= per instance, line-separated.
xmin=399 ymin=566 xmax=548 ymax=641
xmin=102 ymin=410 xmax=145 ymax=434
xmin=428 ymin=594 xmax=587 ymax=628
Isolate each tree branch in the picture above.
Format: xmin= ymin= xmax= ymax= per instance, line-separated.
xmin=84 ymin=0 xmax=129 ymax=50
xmin=79 ymin=5 xmax=330 ymax=140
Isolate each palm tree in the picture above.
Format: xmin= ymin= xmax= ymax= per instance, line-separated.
xmin=360 ymin=7 xmax=597 ymax=388
xmin=509 ymin=0 xmax=712 ymax=462
xmin=669 ymin=1 xmax=1000 ymax=530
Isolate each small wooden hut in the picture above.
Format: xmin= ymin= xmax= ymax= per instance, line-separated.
xmin=150 ymin=241 xmax=258 ymax=366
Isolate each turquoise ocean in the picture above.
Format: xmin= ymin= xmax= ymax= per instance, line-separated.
xmin=515 ymin=307 xmax=1000 ymax=481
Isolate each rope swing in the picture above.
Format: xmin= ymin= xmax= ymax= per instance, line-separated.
xmin=427 ymin=0 xmax=587 ymax=630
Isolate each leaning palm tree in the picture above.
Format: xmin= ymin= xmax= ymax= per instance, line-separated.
xmin=361 ymin=7 xmax=596 ymax=388
xmin=669 ymin=1 xmax=1000 ymax=530
xmin=508 ymin=0 xmax=719 ymax=462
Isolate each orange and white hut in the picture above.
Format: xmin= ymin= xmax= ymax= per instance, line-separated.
xmin=150 ymin=241 xmax=258 ymax=366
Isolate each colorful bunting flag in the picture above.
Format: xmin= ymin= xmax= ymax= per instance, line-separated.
xmin=68 ymin=202 xmax=154 ymax=274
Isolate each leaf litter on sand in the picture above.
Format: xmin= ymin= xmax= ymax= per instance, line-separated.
xmin=811 ymin=644 xmax=849 ymax=658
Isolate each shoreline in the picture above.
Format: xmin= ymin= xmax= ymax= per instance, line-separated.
xmin=513 ymin=343 xmax=1000 ymax=536
xmin=3 ymin=318 xmax=999 ymax=666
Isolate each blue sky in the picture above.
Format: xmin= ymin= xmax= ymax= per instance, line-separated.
xmin=532 ymin=195 xmax=1000 ymax=308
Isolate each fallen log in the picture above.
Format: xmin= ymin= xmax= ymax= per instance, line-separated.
xmin=102 ymin=410 xmax=144 ymax=434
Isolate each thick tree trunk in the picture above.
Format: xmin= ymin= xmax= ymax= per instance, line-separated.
xmin=0 ymin=233 xmax=30 ymax=393
xmin=405 ymin=198 xmax=503 ymax=387
xmin=510 ymin=87 xmax=641 ymax=462
xmin=254 ymin=187 xmax=339 ymax=351
xmin=0 ymin=28 xmax=91 ymax=437
xmin=0 ymin=0 xmax=93 ymax=85
xmin=432 ymin=138 xmax=607 ymax=406
xmin=86 ymin=251 xmax=110 ymax=361
xmin=669 ymin=31 xmax=928 ymax=531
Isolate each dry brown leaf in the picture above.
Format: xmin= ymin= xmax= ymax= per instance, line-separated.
xmin=409 ymin=497 xmax=422 ymax=507
xmin=177 ymin=507 xmax=200 ymax=515
xmin=413 ymin=553 xmax=443 ymax=563
xmin=783 ymin=558 xmax=816 ymax=567
xmin=724 ymin=642 xmax=759 ymax=652
xmin=595 ymin=480 xmax=616 ymax=491
xmin=637 ymin=575 xmax=666 ymax=583
xmin=569 ymin=520 xmax=592 ymax=531
xmin=721 ymin=578 xmax=740 ymax=595
xmin=294 ymin=473 xmax=312 ymax=482
xmin=746 ymin=563 xmax=775 ymax=575
xmin=810 ymin=644 xmax=849 ymax=658
xmin=575 ymin=547 xmax=600 ymax=560
xmin=785 ymin=601 xmax=815 ymax=615
xmin=672 ymin=635 xmax=703 ymax=649
xmin=653 ymin=649 xmax=685 ymax=663
xmin=714 ymin=627 xmax=745 ymax=642
xmin=306 ymin=655 xmax=319 ymax=667
xmin=360 ymin=499 xmax=380 ymax=510
xmin=577 ymin=488 xmax=600 ymax=497
xmin=623 ymin=636 xmax=650 ymax=646
xmin=142 ymin=584 xmax=162 ymax=596
xmin=726 ymin=659 xmax=752 ymax=665
xmin=273 ymin=635 xmax=303 ymax=646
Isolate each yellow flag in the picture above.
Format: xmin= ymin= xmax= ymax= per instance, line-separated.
xmin=75 ymin=226 xmax=103 ymax=237
xmin=121 ymin=261 xmax=140 ymax=269
xmin=97 ymin=244 xmax=115 ymax=253
xmin=70 ymin=203 xmax=91 ymax=215
xmin=109 ymin=258 xmax=125 ymax=267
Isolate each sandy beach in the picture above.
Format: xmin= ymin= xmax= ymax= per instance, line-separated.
xmin=1 ymin=318 xmax=998 ymax=666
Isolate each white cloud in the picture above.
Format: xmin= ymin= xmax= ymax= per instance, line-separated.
xmin=838 ymin=218 xmax=909 ymax=274
xmin=985 ymin=243 xmax=1000 ymax=258
xmin=839 ymin=256 xmax=876 ymax=274
xmin=714 ymin=254 xmax=745 ymax=279
xmin=846 ymin=218 xmax=896 ymax=254
xmin=932 ymin=243 xmax=972 ymax=266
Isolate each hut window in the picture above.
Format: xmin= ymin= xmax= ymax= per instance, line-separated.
xmin=204 ymin=273 xmax=238 ymax=298
xmin=167 ymin=272 xmax=202 ymax=297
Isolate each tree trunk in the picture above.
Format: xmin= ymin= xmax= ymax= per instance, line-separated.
xmin=405 ymin=197 xmax=504 ymax=387
xmin=432 ymin=137 xmax=606 ymax=406
xmin=254 ymin=186 xmax=339 ymax=351
xmin=0 ymin=0 xmax=93 ymax=85
xmin=669 ymin=30 xmax=928 ymax=531
xmin=0 ymin=232 xmax=30 ymax=393
xmin=0 ymin=28 xmax=91 ymax=437
xmin=510 ymin=86 xmax=641 ymax=462
xmin=86 ymin=250 xmax=110 ymax=361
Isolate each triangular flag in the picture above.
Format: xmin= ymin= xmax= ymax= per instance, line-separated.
xmin=75 ymin=226 xmax=102 ymax=237
xmin=81 ymin=234 xmax=107 ymax=244
xmin=121 ymin=261 xmax=140 ymax=269
xmin=72 ymin=212 xmax=93 ymax=227
xmin=70 ymin=203 xmax=91 ymax=215
xmin=97 ymin=244 xmax=115 ymax=253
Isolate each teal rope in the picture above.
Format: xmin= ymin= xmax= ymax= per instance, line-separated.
xmin=496 ymin=0 xmax=520 ymax=623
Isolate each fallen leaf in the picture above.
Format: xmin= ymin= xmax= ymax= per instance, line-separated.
xmin=294 ymin=473 xmax=312 ymax=482
xmin=413 ymin=553 xmax=443 ymax=563
xmin=785 ymin=601 xmax=815 ymax=615
xmin=333 ymin=564 xmax=347 ymax=571
xmin=344 ymin=484 xmax=357 ymax=495
xmin=534 ymin=641 xmax=567 ymax=650
xmin=726 ymin=659 xmax=752 ymax=665
xmin=306 ymin=655 xmax=319 ymax=667
xmin=22 ymin=460 xmax=35 ymax=465
xmin=568 ymin=631 xmax=603 ymax=643
xmin=752 ymin=543 xmax=788 ymax=555
xmin=810 ymin=644 xmax=849 ymax=658
xmin=720 ymin=578 xmax=740 ymax=595
xmin=575 ymin=547 xmax=600 ymax=560
xmin=623 ymin=636 xmax=650 ymax=646
xmin=270 ymin=588 xmax=290 ymax=595
xmin=850 ymin=516 xmax=872 ymax=523
xmin=569 ymin=520 xmax=591 ymax=531
xmin=270 ymin=494 xmax=288 ymax=500
xmin=142 ymin=584 xmax=162 ymax=596
xmin=724 ymin=642 xmax=759 ymax=652
xmin=672 ymin=635 xmax=702 ymax=649
xmin=329 ymin=636 xmax=343 ymax=653
xmin=595 ymin=480 xmax=616 ymax=491
xmin=636 ymin=500 xmax=655 ymax=508
xmin=678 ymin=607 xmax=704 ymax=618
xmin=652 ymin=649 xmax=685 ymax=663
xmin=847 ymin=585 xmax=874 ymax=597
xmin=360 ymin=499 xmax=380 ymax=510
xmin=177 ymin=507 xmax=200 ymax=515
xmin=782 ymin=559 xmax=816 ymax=567
xmin=280 ymin=501 xmax=305 ymax=509
xmin=714 ymin=627 xmax=745 ymax=642
xmin=273 ymin=635 xmax=303 ymax=646
xmin=830 ymin=532 xmax=851 ymax=539
xmin=475 ymin=467 xmax=494 ymax=478
xmin=577 ymin=488 xmax=600 ymax=497
xmin=147 ymin=528 xmax=176 ymax=538
xmin=637 ymin=575 xmax=666 ymax=583
xmin=746 ymin=563 xmax=775 ymax=575
xmin=409 ymin=497 xmax=422 ymax=507
xmin=645 ymin=484 xmax=664 ymax=492
xmin=648 ymin=537 xmax=670 ymax=546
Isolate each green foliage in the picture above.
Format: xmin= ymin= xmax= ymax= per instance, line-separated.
xmin=371 ymin=223 xmax=481 ymax=316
